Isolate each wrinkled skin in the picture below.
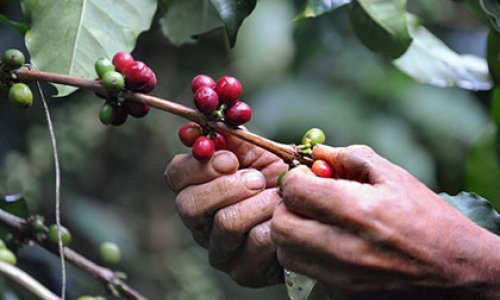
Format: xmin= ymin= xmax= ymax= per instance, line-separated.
xmin=165 ymin=134 xmax=287 ymax=287
xmin=166 ymin=137 xmax=500 ymax=299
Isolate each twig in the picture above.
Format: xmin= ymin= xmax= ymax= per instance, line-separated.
xmin=36 ymin=79 xmax=66 ymax=300
xmin=0 ymin=209 xmax=147 ymax=300
xmin=13 ymin=69 xmax=314 ymax=166
xmin=0 ymin=260 xmax=61 ymax=300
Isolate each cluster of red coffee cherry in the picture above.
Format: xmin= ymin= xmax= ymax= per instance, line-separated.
xmin=191 ymin=75 xmax=251 ymax=126
xmin=95 ymin=52 xmax=156 ymax=126
xmin=177 ymin=75 xmax=252 ymax=161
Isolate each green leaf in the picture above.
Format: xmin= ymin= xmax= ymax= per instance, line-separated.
xmin=294 ymin=0 xmax=351 ymax=21
xmin=348 ymin=0 xmax=412 ymax=59
xmin=0 ymin=194 xmax=28 ymax=240
xmin=487 ymin=30 xmax=500 ymax=84
xmin=440 ymin=192 xmax=500 ymax=235
xmin=466 ymin=126 xmax=500 ymax=211
xmin=160 ymin=0 xmax=223 ymax=46
xmin=210 ymin=0 xmax=257 ymax=47
xmin=21 ymin=0 xmax=158 ymax=97
xmin=393 ymin=15 xmax=492 ymax=91
xmin=0 ymin=195 xmax=28 ymax=219
xmin=0 ymin=14 xmax=29 ymax=34
xmin=480 ymin=0 xmax=500 ymax=33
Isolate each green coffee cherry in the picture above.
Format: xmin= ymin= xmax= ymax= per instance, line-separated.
xmin=277 ymin=171 xmax=287 ymax=190
xmin=48 ymin=224 xmax=72 ymax=246
xmin=8 ymin=83 xmax=33 ymax=109
xmin=302 ymin=128 xmax=326 ymax=148
xmin=31 ymin=216 xmax=47 ymax=233
xmin=102 ymin=71 xmax=125 ymax=93
xmin=99 ymin=102 xmax=127 ymax=126
xmin=2 ymin=49 xmax=25 ymax=69
xmin=0 ymin=249 xmax=16 ymax=265
xmin=95 ymin=58 xmax=115 ymax=78
xmin=100 ymin=241 xmax=121 ymax=265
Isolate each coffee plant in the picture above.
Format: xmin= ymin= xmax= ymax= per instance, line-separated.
xmin=0 ymin=0 xmax=500 ymax=299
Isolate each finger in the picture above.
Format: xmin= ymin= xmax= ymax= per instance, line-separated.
xmin=227 ymin=221 xmax=283 ymax=287
xmin=282 ymin=166 xmax=372 ymax=227
xmin=165 ymin=151 xmax=239 ymax=193
xmin=313 ymin=144 xmax=389 ymax=183
xmin=208 ymin=189 xmax=281 ymax=270
xmin=224 ymin=134 xmax=288 ymax=187
xmin=272 ymin=205 xmax=422 ymax=278
xmin=176 ymin=169 xmax=266 ymax=229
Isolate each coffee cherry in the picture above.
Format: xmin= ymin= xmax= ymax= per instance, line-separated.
xmin=102 ymin=71 xmax=125 ymax=93
xmin=215 ymin=76 xmax=242 ymax=106
xmin=192 ymin=136 xmax=215 ymax=161
xmin=112 ymin=52 xmax=134 ymax=73
xmin=302 ymin=128 xmax=326 ymax=147
xmin=31 ymin=216 xmax=47 ymax=234
xmin=2 ymin=49 xmax=25 ymax=69
xmin=178 ymin=122 xmax=203 ymax=147
xmin=0 ymin=249 xmax=16 ymax=265
xmin=48 ymin=224 xmax=72 ymax=246
xmin=277 ymin=171 xmax=287 ymax=190
xmin=311 ymin=159 xmax=333 ymax=178
xmin=225 ymin=101 xmax=251 ymax=126
xmin=194 ymin=87 xmax=219 ymax=114
xmin=123 ymin=61 xmax=151 ymax=91
xmin=99 ymin=102 xmax=128 ymax=126
xmin=100 ymin=242 xmax=121 ymax=265
xmin=124 ymin=100 xmax=150 ymax=118
xmin=141 ymin=68 xmax=157 ymax=93
xmin=8 ymin=83 xmax=33 ymax=109
xmin=94 ymin=58 xmax=115 ymax=78
xmin=210 ymin=132 xmax=227 ymax=150
xmin=191 ymin=75 xmax=216 ymax=93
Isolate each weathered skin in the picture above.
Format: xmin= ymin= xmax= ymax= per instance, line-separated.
xmin=166 ymin=137 xmax=500 ymax=299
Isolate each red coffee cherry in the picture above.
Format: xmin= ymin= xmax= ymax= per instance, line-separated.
xmin=225 ymin=101 xmax=251 ymax=126
xmin=311 ymin=160 xmax=333 ymax=178
xmin=210 ymin=132 xmax=227 ymax=150
xmin=178 ymin=122 xmax=203 ymax=147
xmin=191 ymin=75 xmax=216 ymax=93
xmin=124 ymin=100 xmax=150 ymax=118
xmin=194 ymin=87 xmax=219 ymax=114
xmin=123 ymin=61 xmax=151 ymax=91
xmin=112 ymin=52 xmax=134 ymax=73
xmin=141 ymin=68 xmax=157 ymax=93
xmin=215 ymin=76 xmax=242 ymax=106
xmin=192 ymin=136 xmax=215 ymax=161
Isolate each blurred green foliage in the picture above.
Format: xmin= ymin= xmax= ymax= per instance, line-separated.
xmin=0 ymin=0 xmax=493 ymax=299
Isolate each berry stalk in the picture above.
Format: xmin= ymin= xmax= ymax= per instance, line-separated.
xmin=13 ymin=68 xmax=313 ymax=166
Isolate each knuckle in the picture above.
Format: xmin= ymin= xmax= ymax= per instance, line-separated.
xmin=248 ymin=224 xmax=272 ymax=251
xmin=175 ymin=190 xmax=199 ymax=223
xmin=214 ymin=208 xmax=241 ymax=237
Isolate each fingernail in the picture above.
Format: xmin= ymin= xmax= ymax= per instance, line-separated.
xmin=242 ymin=170 xmax=265 ymax=191
xmin=212 ymin=152 xmax=237 ymax=174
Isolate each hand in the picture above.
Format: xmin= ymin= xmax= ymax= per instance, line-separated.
xmin=165 ymin=134 xmax=288 ymax=287
xmin=272 ymin=144 xmax=500 ymax=299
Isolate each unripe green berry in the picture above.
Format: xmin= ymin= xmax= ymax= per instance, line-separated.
xmin=0 ymin=249 xmax=16 ymax=265
xmin=102 ymin=71 xmax=125 ymax=93
xmin=302 ymin=128 xmax=326 ymax=148
xmin=48 ymin=224 xmax=72 ymax=246
xmin=2 ymin=49 xmax=25 ymax=69
xmin=100 ymin=241 xmax=121 ymax=265
xmin=31 ymin=216 xmax=47 ymax=233
xmin=8 ymin=83 xmax=33 ymax=109
xmin=277 ymin=171 xmax=287 ymax=190
xmin=95 ymin=58 xmax=115 ymax=78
